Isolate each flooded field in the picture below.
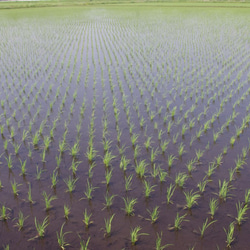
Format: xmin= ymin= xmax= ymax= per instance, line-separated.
xmin=0 ymin=5 xmax=250 ymax=249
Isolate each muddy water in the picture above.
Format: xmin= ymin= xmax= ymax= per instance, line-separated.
xmin=0 ymin=5 xmax=250 ymax=250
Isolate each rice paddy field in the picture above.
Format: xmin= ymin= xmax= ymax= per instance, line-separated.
xmin=0 ymin=5 xmax=250 ymax=250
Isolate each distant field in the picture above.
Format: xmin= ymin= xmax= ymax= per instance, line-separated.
xmin=0 ymin=0 xmax=250 ymax=10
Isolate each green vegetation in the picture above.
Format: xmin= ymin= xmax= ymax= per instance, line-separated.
xmin=130 ymin=226 xmax=148 ymax=245
xmin=199 ymin=218 xmax=217 ymax=238
xmin=34 ymin=216 xmax=49 ymax=238
xmin=0 ymin=5 xmax=249 ymax=249
xmin=14 ymin=211 xmax=29 ymax=231
xmin=170 ymin=212 xmax=188 ymax=231
xmin=82 ymin=209 xmax=93 ymax=228
xmin=224 ymin=222 xmax=235 ymax=248
xmin=0 ymin=0 xmax=249 ymax=11
xmin=122 ymin=197 xmax=137 ymax=216
xmin=103 ymin=214 xmax=115 ymax=237
xmin=56 ymin=223 xmax=71 ymax=250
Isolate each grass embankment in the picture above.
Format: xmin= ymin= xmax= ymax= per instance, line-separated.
xmin=0 ymin=0 xmax=250 ymax=9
